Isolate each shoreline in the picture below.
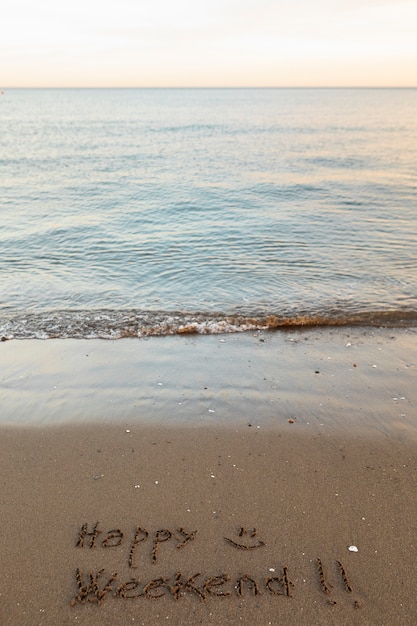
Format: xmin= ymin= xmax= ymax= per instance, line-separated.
xmin=1 ymin=327 xmax=416 ymax=624
xmin=1 ymin=326 xmax=416 ymax=434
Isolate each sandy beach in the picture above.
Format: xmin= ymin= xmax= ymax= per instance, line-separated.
xmin=1 ymin=327 xmax=417 ymax=625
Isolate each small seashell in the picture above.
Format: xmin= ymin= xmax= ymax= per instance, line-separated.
xmin=348 ymin=545 xmax=358 ymax=552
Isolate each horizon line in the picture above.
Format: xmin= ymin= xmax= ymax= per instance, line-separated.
xmin=2 ymin=85 xmax=417 ymax=90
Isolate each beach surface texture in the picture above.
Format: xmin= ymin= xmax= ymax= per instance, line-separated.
xmin=1 ymin=326 xmax=417 ymax=625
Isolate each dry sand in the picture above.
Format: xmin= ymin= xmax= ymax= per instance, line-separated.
xmin=1 ymin=327 xmax=417 ymax=625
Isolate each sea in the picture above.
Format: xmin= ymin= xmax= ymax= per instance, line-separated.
xmin=1 ymin=88 xmax=417 ymax=339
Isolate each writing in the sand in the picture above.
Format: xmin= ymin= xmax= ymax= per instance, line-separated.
xmin=71 ymin=522 xmax=360 ymax=608
xmin=75 ymin=522 xmax=266 ymax=567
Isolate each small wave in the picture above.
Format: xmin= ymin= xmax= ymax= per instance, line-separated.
xmin=1 ymin=308 xmax=417 ymax=340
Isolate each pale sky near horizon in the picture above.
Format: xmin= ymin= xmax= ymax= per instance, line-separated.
xmin=1 ymin=0 xmax=416 ymax=87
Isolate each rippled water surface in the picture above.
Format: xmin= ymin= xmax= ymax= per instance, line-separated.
xmin=1 ymin=88 xmax=417 ymax=338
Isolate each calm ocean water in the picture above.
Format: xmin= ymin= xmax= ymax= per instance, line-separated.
xmin=1 ymin=88 xmax=417 ymax=339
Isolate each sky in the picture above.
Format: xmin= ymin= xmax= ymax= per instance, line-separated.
xmin=1 ymin=0 xmax=417 ymax=87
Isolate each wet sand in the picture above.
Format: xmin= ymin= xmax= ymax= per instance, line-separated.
xmin=1 ymin=327 xmax=417 ymax=625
